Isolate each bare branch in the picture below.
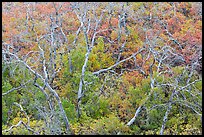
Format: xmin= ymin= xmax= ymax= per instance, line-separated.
xmin=2 ymin=80 xmax=31 ymax=96
xmin=93 ymin=48 xmax=145 ymax=75
xmin=3 ymin=102 xmax=39 ymax=135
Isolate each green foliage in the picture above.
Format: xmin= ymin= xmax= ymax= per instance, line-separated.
xmin=165 ymin=113 xmax=202 ymax=135
xmin=3 ymin=125 xmax=31 ymax=135
xmin=34 ymin=91 xmax=47 ymax=103
xmin=130 ymin=125 xmax=141 ymax=134
xmin=62 ymin=98 xmax=77 ymax=123
xmin=70 ymin=45 xmax=86 ymax=72
xmin=88 ymin=37 xmax=114 ymax=71
xmin=141 ymin=78 xmax=151 ymax=94
xmin=2 ymin=80 xmax=13 ymax=94
xmin=90 ymin=113 xmax=131 ymax=135
xmin=172 ymin=66 xmax=185 ymax=76
xmin=84 ymin=95 xmax=111 ymax=119
xmin=71 ymin=111 xmax=95 ymax=135
xmin=194 ymin=81 xmax=202 ymax=91
xmin=127 ymin=86 xmax=146 ymax=107
xmin=2 ymin=119 xmax=46 ymax=135
xmin=2 ymin=100 xmax=9 ymax=124
xmin=147 ymin=109 xmax=164 ymax=130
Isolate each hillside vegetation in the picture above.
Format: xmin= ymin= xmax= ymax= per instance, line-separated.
xmin=2 ymin=2 xmax=202 ymax=135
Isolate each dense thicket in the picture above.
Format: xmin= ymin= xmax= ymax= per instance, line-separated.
xmin=2 ymin=2 xmax=202 ymax=135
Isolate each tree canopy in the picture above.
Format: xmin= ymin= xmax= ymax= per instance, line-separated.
xmin=2 ymin=2 xmax=202 ymax=135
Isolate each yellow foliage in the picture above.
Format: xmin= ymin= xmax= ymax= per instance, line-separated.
xmin=110 ymin=31 xmax=118 ymax=40
xmin=12 ymin=117 xmax=21 ymax=125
